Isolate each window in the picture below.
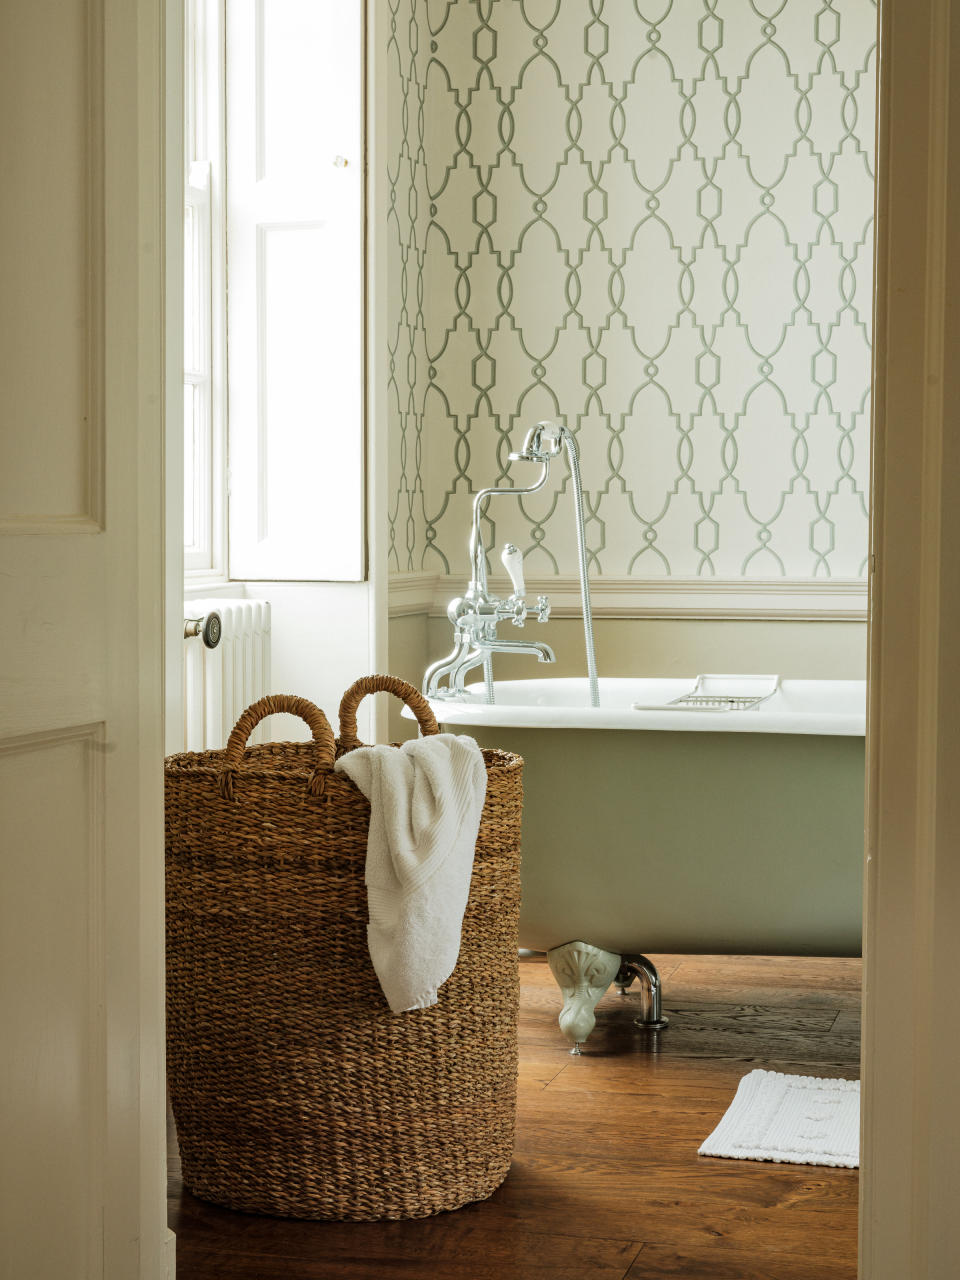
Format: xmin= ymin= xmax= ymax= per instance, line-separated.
xmin=183 ymin=0 xmax=226 ymax=578
xmin=183 ymin=0 xmax=364 ymax=584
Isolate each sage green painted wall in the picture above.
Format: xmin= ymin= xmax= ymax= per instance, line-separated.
xmin=428 ymin=614 xmax=867 ymax=679
xmin=386 ymin=613 xmax=432 ymax=739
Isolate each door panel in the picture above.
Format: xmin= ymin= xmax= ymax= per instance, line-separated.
xmin=0 ymin=728 xmax=105 ymax=1278
xmin=0 ymin=0 xmax=103 ymax=528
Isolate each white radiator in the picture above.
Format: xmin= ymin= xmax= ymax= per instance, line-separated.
xmin=182 ymin=598 xmax=272 ymax=751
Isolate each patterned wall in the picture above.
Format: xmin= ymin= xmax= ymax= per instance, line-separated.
xmin=385 ymin=0 xmax=429 ymax=577
xmin=387 ymin=0 xmax=876 ymax=583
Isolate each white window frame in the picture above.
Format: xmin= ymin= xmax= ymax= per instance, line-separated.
xmin=184 ymin=0 xmax=365 ymax=586
xmin=224 ymin=0 xmax=365 ymax=582
xmin=183 ymin=0 xmax=227 ymax=582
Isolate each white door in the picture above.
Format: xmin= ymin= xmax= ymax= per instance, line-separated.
xmin=0 ymin=2 xmax=172 ymax=1277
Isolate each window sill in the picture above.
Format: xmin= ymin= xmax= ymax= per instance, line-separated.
xmin=183 ymin=574 xmax=233 ymax=601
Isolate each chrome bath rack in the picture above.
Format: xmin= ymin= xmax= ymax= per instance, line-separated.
xmin=633 ymin=674 xmax=781 ymax=713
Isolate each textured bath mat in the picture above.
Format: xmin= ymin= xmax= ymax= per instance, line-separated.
xmin=698 ymin=1069 xmax=860 ymax=1167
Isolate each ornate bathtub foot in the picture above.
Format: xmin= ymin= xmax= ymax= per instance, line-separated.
xmin=615 ymin=954 xmax=669 ymax=1030
xmin=547 ymin=940 xmax=622 ymax=1053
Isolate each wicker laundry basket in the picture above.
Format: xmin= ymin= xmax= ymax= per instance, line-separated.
xmin=165 ymin=675 xmax=523 ymax=1220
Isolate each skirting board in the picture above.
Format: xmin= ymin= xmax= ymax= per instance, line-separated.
xmin=387 ymin=572 xmax=869 ymax=621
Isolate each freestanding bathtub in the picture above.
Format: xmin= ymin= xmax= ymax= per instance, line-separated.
xmin=414 ymin=675 xmax=866 ymax=1050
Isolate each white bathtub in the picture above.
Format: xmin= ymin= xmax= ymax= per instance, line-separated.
xmin=415 ymin=676 xmax=866 ymax=959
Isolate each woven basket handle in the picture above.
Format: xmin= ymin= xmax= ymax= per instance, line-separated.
xmin=218 ymin=694 xmax=336 ymax=800
xmin=338 ymin=674 xmax=440 ymax=752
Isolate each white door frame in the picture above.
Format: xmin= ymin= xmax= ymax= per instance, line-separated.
xmin=110 ymin=0 xmax=175 ymax=1272
xmin=860 ymin=0 xmax=960 ymax=1274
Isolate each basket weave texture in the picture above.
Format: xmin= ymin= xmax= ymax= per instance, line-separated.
xmin=165 ymin=675 xmax=523 ymax=1220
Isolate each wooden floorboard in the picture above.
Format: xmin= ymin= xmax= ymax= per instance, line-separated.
xmin=169 ymin=953 xmax=861 ymax=1280
xmin=625 ymin=1242 xmax=859 ymax=1280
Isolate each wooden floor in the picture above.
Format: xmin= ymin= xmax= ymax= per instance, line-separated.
xmin=168 ymin=953 xmax=861 ymax=1279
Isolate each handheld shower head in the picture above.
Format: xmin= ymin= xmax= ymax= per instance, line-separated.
xmin=509 ymin=420 xmax=564 ymax=463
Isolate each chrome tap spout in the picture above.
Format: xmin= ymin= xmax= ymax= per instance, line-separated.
xmin=477 ymin=638 xmax=556 ymax=663
xmin=446 ymin=637 xmax=556 ymax=699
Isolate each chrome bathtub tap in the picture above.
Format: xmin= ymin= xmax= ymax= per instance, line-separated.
xmin=423 ymin=538 xmax=556 ymax=703
xmin=423 ymin=421 xmax=599 ymax=707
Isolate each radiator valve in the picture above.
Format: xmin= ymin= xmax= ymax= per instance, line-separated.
xmin=183 ymin=610 xmax=222 ymax=649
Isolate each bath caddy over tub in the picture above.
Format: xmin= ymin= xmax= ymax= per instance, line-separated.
xmin=164 ymin=676 xmax=524 ymax=1220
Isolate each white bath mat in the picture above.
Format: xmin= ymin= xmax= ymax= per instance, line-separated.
xmin=699 ymin=1069 xmax=860 ymax=1168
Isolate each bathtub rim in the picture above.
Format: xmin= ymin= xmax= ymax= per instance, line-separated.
xmin=406 ymin=676 xmax=866 ymax=737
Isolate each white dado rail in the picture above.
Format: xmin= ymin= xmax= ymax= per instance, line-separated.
xmin=388 ymin=572 xmax=868 ymax=622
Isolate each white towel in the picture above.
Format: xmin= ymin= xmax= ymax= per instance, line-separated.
xmin=334 ymin=733 xmax=487 ymax=1013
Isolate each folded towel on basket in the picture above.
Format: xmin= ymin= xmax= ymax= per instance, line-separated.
xmin=334 ymin=733 xmax=487 ymax=1013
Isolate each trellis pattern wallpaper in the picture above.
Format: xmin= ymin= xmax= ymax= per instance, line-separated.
xmin=386 ymin=0 xmax=876 ymax=582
